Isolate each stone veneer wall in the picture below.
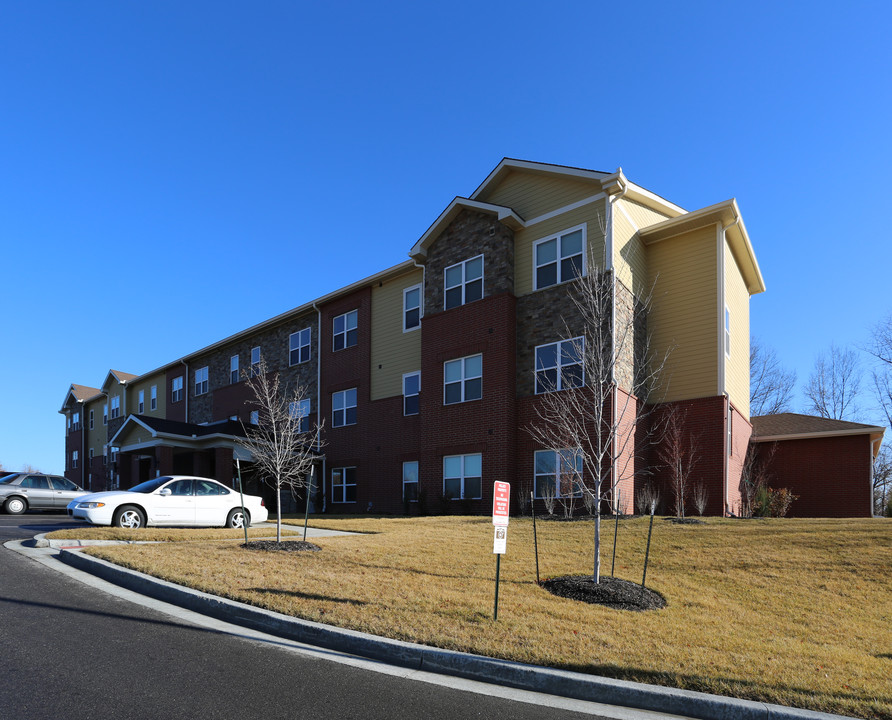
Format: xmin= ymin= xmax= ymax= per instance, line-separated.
xmin=423 ymin=209 xmax=514 ymax=317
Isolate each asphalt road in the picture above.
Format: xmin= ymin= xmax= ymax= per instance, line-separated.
xmin=0 ymin=514 xmax=673 ymax=720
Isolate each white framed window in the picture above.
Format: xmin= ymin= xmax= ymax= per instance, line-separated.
xmin=403 ymin=284 xmax=422 ymax=332
xmin=150 ymin=385 xmax=157 ymax=411
xmin=171 ymin=376 xmax=184 ymax=403
xmin=403 ymin=461 xmax=418 ymax=502
xmin=230 ymin=355 xmax=239 ymax=384
xmin=103 ymin=404 xmax=108 ymax=425
xmin=403 ymin=371 xmax=420 ymax=416
xmin=89 ymin=410 xmax=94 ymax=430
xmin=725 ymin=306 xmax=731 ymax=358
xmin=194 ymin=366 xmax=209 ymax=396
xmin=534 ymin=225 xmax=585 ymax=290
xmin=535 ymin=337 xmax=584 ymax=393
xmin=72 ymin=412 xmax=80 ymax=431
xmin=534 ymin=449 xmax=583 ymax=499
xmin=110 ymin=396 xmax=120 ymax=419
xmin=332 ymin=388 xmax=357 ymax=427
xmin=443 ymin=453 xmax=482 ymax=500
xmin=333 ymin=310 xmax=358 ymax=351
xmin=332 ymin=467 xmax=357 ymax=503
xmin=444 ymin=354 xmax=482 ymax=405
xmin=72 ymin=450 xmax=79 ymax=469
xmin=103 ymin=447 xmax=108 ymax=465
xmin=290 ymin=328 xmax=311 ymax=365
xmin=250 ymin=410 xmax=259 ymax=425
xmin=444 ymin=255 xmax=483 ymax=310
xmin=251 ymin=346 xmax=261 ymax=377
xmin=138 ymin=390 xmax=145 ymax=414
xmin=289 ymin=398 xmax=311 ymax=433
xmin=89 ymin=448 xmax=94 ymax=461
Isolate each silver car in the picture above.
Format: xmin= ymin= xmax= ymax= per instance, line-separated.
xmin=0 ymin=473 xmax=88 ymax=514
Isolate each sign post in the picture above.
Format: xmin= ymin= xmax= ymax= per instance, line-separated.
xmin=492 ymin=481 xmax=510 ymax=621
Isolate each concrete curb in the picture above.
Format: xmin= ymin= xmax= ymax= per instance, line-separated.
xmin=58 ymin=549 xmax=851 ymax=720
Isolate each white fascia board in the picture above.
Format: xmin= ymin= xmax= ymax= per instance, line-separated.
xmin=109 ymin=415 xmax=159 ymax=445
xmin=753 ymin=427 xmax=886 ymax=443
xmin=621 ymin=181 xmax=686 ymax=217
xmin=409 ymin=197 xmax=525 ymax=260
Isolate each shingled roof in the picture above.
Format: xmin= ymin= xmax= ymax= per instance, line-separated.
xmin=752 ymin=413 xmax=885 ymax=442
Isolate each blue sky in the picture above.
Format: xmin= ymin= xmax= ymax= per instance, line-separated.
xmin=1 ymin=1 xmax=890 ymax=474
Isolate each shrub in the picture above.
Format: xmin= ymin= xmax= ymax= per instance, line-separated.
xmin=752 ymin=486 xmax=799 ymax=518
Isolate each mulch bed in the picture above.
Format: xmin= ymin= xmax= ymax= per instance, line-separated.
xmin=241 ymin=540 xmax=321 ymax=552
xmin=663 ymin=517 xmax=706 ymax=525
xmin=542 ymin=575 xmax=666 ymax=611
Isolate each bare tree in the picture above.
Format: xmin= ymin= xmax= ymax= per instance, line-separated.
xmin=873 ymin=443 xmax=892 ymax=516
xmin=658 ymin=407 xmax=699 ymax=518
xmin=691 ymin=481 xmax=708 ymax=516
xmin=803 ymin=344 xmax=862 ymax=420
xmin=527 ymin=266 xmax=667 ymax=583
xmin=237 ymin=360 xmax=323 ymax=542
xmin=738 ymin=441 xmax=777 ymax=517
xmin=750 ymin=337 xmax=796 ymax=416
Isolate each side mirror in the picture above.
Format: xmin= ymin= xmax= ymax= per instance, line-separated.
xmin=159 ymin=488 xmax=172 ymax=496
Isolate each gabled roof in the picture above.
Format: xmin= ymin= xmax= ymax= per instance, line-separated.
xmin=100 ymin=369 xmax=138 ymax=393
xmin=409 ymin=197 xmax=525 ymax=261
xmin=109 ymin=414 xmax=248 ymax=448
xmin=59 ymin=384 xmax=103 ymax=413
xmin=752 ymin=413 xmax=885 ymax=447
xmin=638 ymin=198 xmax=766 ymax=295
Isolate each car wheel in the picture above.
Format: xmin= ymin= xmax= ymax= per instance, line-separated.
xmin=113 ymin=506 xmax=145 ymax=529
xmin=226 ymin=508 xmax=249 ymax=529
xmin=4 ymin=496 xmax=26 ymax=515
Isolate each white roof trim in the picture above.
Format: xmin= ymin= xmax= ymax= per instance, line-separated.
xmin=409 ymin=197 xmax=525 ymax=260
xmin=753 ymin=427 xmax=886 ymax=443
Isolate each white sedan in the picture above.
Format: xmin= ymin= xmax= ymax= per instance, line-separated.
xmin=67 ymin=475 xmax=268 ymax=529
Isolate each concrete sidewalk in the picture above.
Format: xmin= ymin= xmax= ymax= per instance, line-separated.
xmin=12 ymin=534 xmax=853 ymax=720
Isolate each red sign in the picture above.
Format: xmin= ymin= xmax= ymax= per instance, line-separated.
xmin=492 ymin=481 xmax=510 ymax=526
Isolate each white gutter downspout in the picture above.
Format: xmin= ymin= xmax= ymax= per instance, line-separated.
xmin=312 ymin=301 xmax=324 ymax=513
xmin=719 ymin=216 xmax=739 ymax=515
xmin=606 ymin=173 xmax=627 ymax=512
xmin=180 ymin=360 xmax=189 ymax=423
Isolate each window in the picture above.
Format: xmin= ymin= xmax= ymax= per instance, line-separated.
xmin=250 ymin=410 xmax=259 ymax=425
xmin=403 ymin=461 xmax=418 ymax=502
xmin=333 ymin=310 xmax=358 ymax=351
xmin=444 ymin=255 xmax=483 ymax=310
xmin=251 ymin=347 xmax=261 ymax=377
xmin=332 ymin=467 xmax=357 ymax=503
xmin=71 ymin=451 xmax=78 ymax=468
xmin=332 ymin=388 xmax=357 ymax=427
xmin=443 ymin=454 xmax=482 ymax=500
xmin=89 ymin=448 xmax=94 ymax=461
xmin=194 ymin=366 xmax=209 ymax=396
xmin=103 ymin=404 xmax=108 ymax=425
xmin=150 ymin=385 xmax=157 ymax=411
xmin=230 ymin=355 xmax=239 ymax=384
xmin=725 ymin=306 xmax=731 ymax=358
xmin=534 ymin=226 xmax=585 ymax=290
xmin=138 ymin=390 xmax=145 ymax=414
xmin=289 ymin=398 xmax=311 ymax=433
xmin=444 ymin=354 xmax=482 ymax=404
xmin=110 ymin=396 xmax=120 ymax=419
xmin=89 ymin=410 xmax=94 ymax=430
xmin=171 ymin=376 xmax=183 ymax=403
xmin=403 ymin=284 xmax=422 ymax=331
xmin=72 ymin=412 xmax=80 ymax=431
xmin=534 ymin=449 xmax=583 ymax=499
xmin=103 ymin=447 xmax=108 ymax=465
xmin=535 ymin=338 xmax=584 ymax=393
xmin=403 ymin=371 xmax=420 ymax=416
xmin=290 ymin=328 xmax=311 ymax=365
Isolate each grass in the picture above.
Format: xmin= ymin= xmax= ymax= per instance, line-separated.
xmin=76 ymin=515 xmax=890 ymax=719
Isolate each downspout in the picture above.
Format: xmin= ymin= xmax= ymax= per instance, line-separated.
xmin=606 ymin=174 xmax=627 ymax=512
xmin=719 ymin=216 xmax=739 ymax=515
xmin=100 ymin=390 xmax=110 ymax=489
xmin=312 ymin=301 xmax=324 ymax=512
xmin=80 ymin=400 xmax=86 ymax=491
xmin=180 ymin=359 xmax=189 ymax=423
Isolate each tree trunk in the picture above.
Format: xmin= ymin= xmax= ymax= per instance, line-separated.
xmin=593 ymin=508 xmax=601 ymax=584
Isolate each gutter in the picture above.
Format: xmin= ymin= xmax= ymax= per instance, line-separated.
xmin=180 ymin=359 xmax=189 ymax=424
xmin=312 ymin=300 xmax=325 ymax=513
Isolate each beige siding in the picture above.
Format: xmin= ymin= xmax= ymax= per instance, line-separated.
xmin=371 ymin=269 xmax=423 ymax=400
xmin=623 ymin=199 xmax=672 ymax=229
xmin=85 ymin=397 xmax=107 ymax=458
xmin=479 ymin=170 xmax=601 ymax=221
xmin=612 ymin=203 xmax=648 ymax=296
xmin=724 ymin=239 xmax=751 ymax=418
xmin=515 ymin=199 xmax=608 ymax=297
xmin=128 ymin=373 xmax=166 ymax=419
xmin=647 ymin=225 xmax=718 ymax=402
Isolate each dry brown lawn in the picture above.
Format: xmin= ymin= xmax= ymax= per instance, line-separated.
xmin=47 ymin=525 xmax=302 ymax=542
xmin=79 ymin=516 xmax=891 ymax=719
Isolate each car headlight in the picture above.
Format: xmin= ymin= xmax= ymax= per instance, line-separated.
xmin=77 ymin=502 xmax=106 ymax=509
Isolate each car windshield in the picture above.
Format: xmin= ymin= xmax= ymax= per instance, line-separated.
xmin=127 ymin=477 xmax=173 ymax=494
xmin=0 ymin=473 xmax=18 ymax=484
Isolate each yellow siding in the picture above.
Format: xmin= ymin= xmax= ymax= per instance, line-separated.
xmin=515 ymin=199 xmax=608 ymax=297
xmin=479 ymin=170 xmax=601 ymax=221
xmin=85 ymin=397 xmax=106 ymax=458
xmin=371 ymin=268 xmax=423 ymax=400
xmin=724 ymin=239 xmax=751 ymax=418
xmin=646 ymin=225 xmax=718 ymax=402
xmin=612 ymin=203 xmax=648 ymax=296
xmin=623 ymin=199 xmax=672 ymax=229
xmin=128 ymin=373 xmax=166 ymax=419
